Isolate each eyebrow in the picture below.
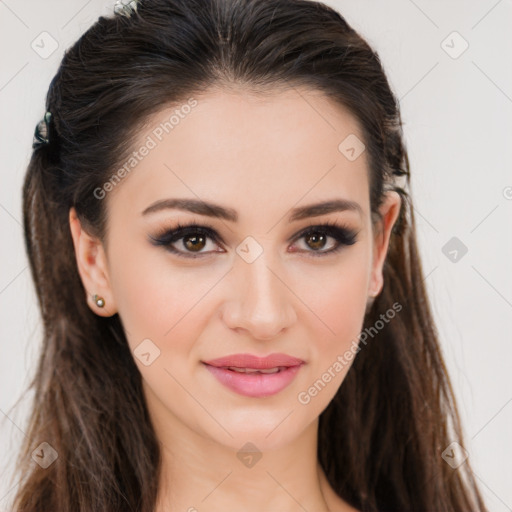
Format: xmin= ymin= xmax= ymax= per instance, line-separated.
xmin=141 ymin=197 xmax=363 ymax=222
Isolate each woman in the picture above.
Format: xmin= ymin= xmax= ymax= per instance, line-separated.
xmin=10 ymin=0 xmax=488 ymax=510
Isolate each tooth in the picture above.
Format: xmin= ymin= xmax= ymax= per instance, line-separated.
xmin=256 ymin=367 xmax=280 ymax=374
xmin=227 ymin=367 xmax=257 ymax=373
xmin=226 ymin=366 xmax=282 ymax=374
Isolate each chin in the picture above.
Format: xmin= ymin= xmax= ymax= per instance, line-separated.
xmin=200 ymin=407 xmax=317 ymax=452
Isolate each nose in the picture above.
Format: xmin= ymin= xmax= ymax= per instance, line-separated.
xmin=221 ymin=251 xmax=297 ymax=340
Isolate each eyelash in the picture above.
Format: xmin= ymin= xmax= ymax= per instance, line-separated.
xmin=148 ymin=220 xmax=358 ymax=259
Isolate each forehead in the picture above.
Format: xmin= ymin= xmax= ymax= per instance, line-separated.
xmin=106 ymin=86 xmax=370 ymax=224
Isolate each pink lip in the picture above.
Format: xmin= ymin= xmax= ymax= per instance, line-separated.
xmin=202 ymin=353 xmax=305 ymax=398
xmin=203 ymin=353 xmax=304 ymax=369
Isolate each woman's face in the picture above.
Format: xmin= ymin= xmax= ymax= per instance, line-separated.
xmin=70 ymin=87 xmax=400 ymax=451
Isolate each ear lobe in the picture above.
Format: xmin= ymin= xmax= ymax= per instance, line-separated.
xmin=368 ymin=191 xmax=402 ymax=297
xmin=68 ymin=207 xmax=117 ymax=316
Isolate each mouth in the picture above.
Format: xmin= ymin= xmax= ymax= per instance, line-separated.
xmin=202 ymin=361 xmax=304 ymax=398
xmin=220 ymin=366 xmax=289 ymax=374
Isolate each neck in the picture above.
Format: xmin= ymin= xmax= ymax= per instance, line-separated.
xmin=154 ymin=423 xmax=332 ymax=511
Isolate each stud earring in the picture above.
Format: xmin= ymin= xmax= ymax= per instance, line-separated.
xmin=93 ymin=294 xmax=105 ymax=308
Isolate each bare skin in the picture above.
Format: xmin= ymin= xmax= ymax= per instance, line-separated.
xmin=69 ymin=86 xmax=400 ymax=512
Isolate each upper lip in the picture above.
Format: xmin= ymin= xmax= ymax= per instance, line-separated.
xmin=203 ymin=353 xmax=304 ymax=369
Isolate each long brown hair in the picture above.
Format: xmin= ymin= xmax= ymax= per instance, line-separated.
xmin=9 ymin=0 xmax=487 ymax=510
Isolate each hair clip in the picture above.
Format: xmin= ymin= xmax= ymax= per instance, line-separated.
xmin=114 ymin=0 xmax=138 ymax=17
xmin=32 ymin=111 xmax=52 ymax=149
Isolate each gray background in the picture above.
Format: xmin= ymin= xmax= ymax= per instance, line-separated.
xmin=1 ymin=0 xmax=511 ymax=510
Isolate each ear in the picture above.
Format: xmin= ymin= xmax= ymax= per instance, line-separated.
xmin=368 ymin=190 xmax=402 ymax=298
xmin=69 ymin=207 xmax=117 ymax=316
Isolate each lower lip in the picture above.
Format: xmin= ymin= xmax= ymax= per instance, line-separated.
xmin=203 ymin=363 xmax=303 ymax=398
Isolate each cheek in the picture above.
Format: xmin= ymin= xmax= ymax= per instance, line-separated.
xmin=316 ymin=265 xmax=368 ymax=340
xmin=295 ymin=249 xmax=370 ymax=340
xmin=107 ymin=240 xmax=219 ymax=349
xmin=290 ymin=249 xmax=370 ymax=389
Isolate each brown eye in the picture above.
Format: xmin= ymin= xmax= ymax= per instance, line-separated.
xmin=183 ymin=234 xmax=207 ymax=252
xmin=291 ymin=223 xmax=358 ymax=257
xmin=304 ymin=232 xmax=328 ymax=251
xmin=150 ymin=221 xmax=357 ymax=260
xmin=149 ymin=223 xmax=224 ymax=259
